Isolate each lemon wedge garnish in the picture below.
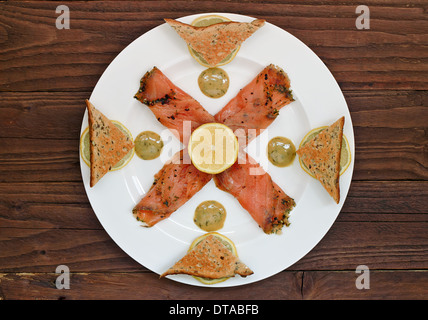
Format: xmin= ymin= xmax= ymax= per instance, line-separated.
xmin=79 ymin=120 xmax=134 ymax=171
xmin=188 ymin=14 xmax=240 ymax=67
xmin=299 ymin=126 xmax=351 ymax=177
xmin=188 ymin=123 xmax=238 ymax=174
xmin=189 ymin=232 xmax=238 ymax=285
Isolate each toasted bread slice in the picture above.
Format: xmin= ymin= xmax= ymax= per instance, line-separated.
xmin=165 ymin=18 xmax=265 ymax=67
xmin=160 ymin=234 xmax=253 ymax=279
xmin=297 ymin=117 xmax=345 ymax=203
xmin=86 ymin=99 xmax=134 ymax=187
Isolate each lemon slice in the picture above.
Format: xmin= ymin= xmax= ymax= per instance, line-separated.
xmin=187 ymin=123 xmax=238 ymax=174
xmin=80 ymin=120 xmax=134 ymax=171
xmin=188 ymin=15 xmax=240 ymax=67
xmin=299 ymin=126 xmax=351 ymax=177
xmin=191 ymin=15 xmax=232 ymax=27
xmin=189 ymin=232 xmax=238 ymax=285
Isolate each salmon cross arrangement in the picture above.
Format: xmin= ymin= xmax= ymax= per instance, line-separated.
xmin=81 ymin=14 xmax=350 ymax=284
xmin=133 ymin=63 xmax=296 ymax=234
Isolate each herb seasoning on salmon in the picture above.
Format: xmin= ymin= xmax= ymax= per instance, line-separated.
xmin=214 ymin=153 xmax=295 ymax=234
xmin=215 ymin=64 xmax=294 ymax=144
xmin=133 ymin=150 xmax=212 ymax=227
xmin=134 ymin=67 xmax=215 ymax=145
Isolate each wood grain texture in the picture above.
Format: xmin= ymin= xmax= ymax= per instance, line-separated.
xmin=301 ymin=270 xmax=428 ymax=300
xmin=0 ymin=270 xmax=426 ymax=300
xmin=0 ymin=1 xmax=427 ymax=91
xmin=1 ymin=181 xmax=427 ymax=230
xmin=0 ymin=220 xmax=426 ymax=273
xmin=0 ymin=0 xmax=427 ymax=300
xmin=0 ymin=271 xmax=304 ymax=300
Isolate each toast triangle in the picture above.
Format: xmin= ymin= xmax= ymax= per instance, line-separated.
xmin=86 ymin=99 xmax=134 ymax=187
xmin=160 ymin=234 xmax=253 ymax=279
xmin=297 ymin=117 xmax=345 ymax=203
xmin=165 ymin=18 xmax=265 ymax=67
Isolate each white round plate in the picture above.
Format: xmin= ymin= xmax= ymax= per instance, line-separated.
xmin=80 ymin=13 xmax=355 ymax=287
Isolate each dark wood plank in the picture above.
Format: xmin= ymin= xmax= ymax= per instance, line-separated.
xmin=0 ymin=92 xmax=87 ymax=140
xmin=291 ymin=220 xmax=428 ymax=271
xmin=0 ymin=137 xmax=80 ymax=183
xmin=0 ymin=1 xmax=426 ymax=91
xmin=353 ymin=128 xmax=427 ymax=180
xmin=0 ymin=220 xmax=426 ymax=273
xmin=0 ymin=228 xmax=141 ymax=273
xmin=341 ymin=181 xmax=428 ymax=217
xmin=0 ymin=271 xmax=304 ymax=300
xmin=1 ymin=181 xmax=426 ymax=229
xmin=346 ymin=91 xmax=428 ymax=127
xmin=301 ymin=270 xmax=428 ymax=299
xmin=343 ymin=90 xmax=428 ymax=180
xmin=0 ymin=182 xmax=97 ymax=229
xmin=0 ymin=270 xmax=426 ymax=300
xmin=9 ymin=0 xmax=428 ymax=5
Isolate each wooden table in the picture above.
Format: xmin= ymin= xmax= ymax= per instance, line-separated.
xmin=1 ymin=1 xmax=427 ymax=301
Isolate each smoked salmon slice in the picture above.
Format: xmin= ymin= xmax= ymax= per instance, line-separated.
xmin=215 ymin=64 xmax=294 ymax=144
xmin=135 ymin=67 xmax=215 ymax=144
xmin=133 ymin=150 xmax=212 ymax=227
xmin=214 ymin=153 xmax=295 ymax=234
